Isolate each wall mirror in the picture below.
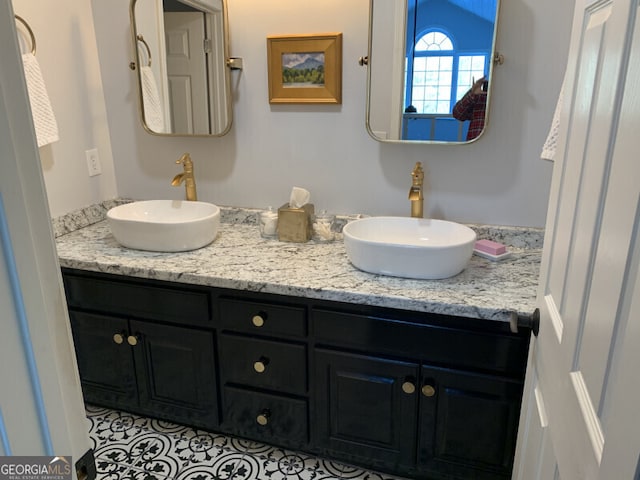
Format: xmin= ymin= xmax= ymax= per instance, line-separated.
xmin=366 ymin=0 xmax=501 ymax=144
xmin=130 ymin=0 xmax=232 ymax=136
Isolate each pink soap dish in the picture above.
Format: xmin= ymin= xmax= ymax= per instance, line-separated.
xmin=473 ymin=248 xmax=512 ymax=261
xmin=474 ymin=239 xmax=511 ymax=261
xmin=475 ymin=239 xmax=506 ymax=255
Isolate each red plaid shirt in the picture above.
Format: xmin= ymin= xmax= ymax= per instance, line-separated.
xmin=452 ymin=91 xmax=487 ymax=140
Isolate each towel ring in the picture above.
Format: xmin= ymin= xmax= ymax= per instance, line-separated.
xmin=136 ymin=34 xmax=152 ymax=67
xmin=15 ymin=15 xmax=36 ymax=55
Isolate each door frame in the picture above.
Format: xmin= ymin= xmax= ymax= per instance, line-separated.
xmin=0 ymin=1 xmax=92 ymax=472
xmin=513 ymin=0 xmax=640 ymax=477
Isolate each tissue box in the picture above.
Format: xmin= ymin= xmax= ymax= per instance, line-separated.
xmin=277 ymin=203 xmax=314 ymax=243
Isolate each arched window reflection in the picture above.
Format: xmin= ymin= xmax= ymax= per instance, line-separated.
xmin=407 ymin=30 xmax=486 ymax=114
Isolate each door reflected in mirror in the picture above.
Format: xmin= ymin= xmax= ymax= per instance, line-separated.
xmin=366 ymin=0 xmax=500 ymax=144
xmin=131 ymin=0 xmax=232 ymax=136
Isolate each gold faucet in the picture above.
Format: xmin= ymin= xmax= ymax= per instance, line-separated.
xmin=409 ymin=162 xmax=424 ymax=218
xmin=171 ymin=153 xmax=197 ymax=201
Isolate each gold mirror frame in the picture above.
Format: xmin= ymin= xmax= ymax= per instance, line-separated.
xmin=365 ymin=0 xmax=502 ymax=145
xmin=129 ymin=0 xmax=233 ymax=137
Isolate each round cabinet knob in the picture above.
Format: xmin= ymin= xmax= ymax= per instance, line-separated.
xmin=127 ymin=335 xmax=139 ymax=346
xmin=256 ymin=409 xmax=270 ymax=426
xmin=421 ymin=385 xmax=436 ymax=397
xmin=402 ymin=381 xmax=416 ymax=394
xmin=113 ymin=333 xmax=124 ymax=345
xmin=252 ymin=314 xmax=265 ymax=327
xmin=253 ymin=357 xmax=270 ymax=373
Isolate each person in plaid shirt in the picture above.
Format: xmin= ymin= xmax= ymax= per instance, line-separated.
xmin=453 ymin=76 xmax=488 ymax=140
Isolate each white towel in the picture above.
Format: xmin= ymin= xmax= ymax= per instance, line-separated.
xmin=21 ymin=52 xmax=59 ymax=147
xmin=140 ymin=66 xmax=165 ymax=133
xmin=541 ymin=75 xmax=566 ymax=161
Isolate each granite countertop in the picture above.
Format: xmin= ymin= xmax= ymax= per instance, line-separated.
xmin=54 ymin=204 xmax=542 ymax=324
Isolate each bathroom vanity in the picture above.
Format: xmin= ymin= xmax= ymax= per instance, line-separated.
xmin=55 ymin=206 xmax=542 ymax=480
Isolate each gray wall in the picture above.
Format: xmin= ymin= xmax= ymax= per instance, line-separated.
xmin=55 ymin=0 xmax=573 ymax=227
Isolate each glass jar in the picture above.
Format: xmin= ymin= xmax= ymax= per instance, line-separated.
xmin=312 ymin=211 xmax=335 ymax=242
xmin=259 ymin=207 xmax=278 ymax=238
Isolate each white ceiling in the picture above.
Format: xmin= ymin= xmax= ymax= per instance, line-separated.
xmin=442 ymin=0 xmax=498 ymax=23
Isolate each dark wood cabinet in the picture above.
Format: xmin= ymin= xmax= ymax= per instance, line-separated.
xmin=62 ymin=268 xmax=529 ymax=480
xmin=130 ymin=320 xmax=218 ymax=428
xmin=64 ymin=271 xmax=218 ymax=430
xmin=417 ymin=365 xmax=524 ymax=479
xmin=217 ymin=296 xmax=310 ymax=450
xmin=314 ymin=350 xmax=522 ymax=479
xmin=314 ymin=349 xmax=419 ymax=471
xmin=69 ymin=311 xmax=138 ymax=407
xmin=312 ymin=306 xmax=528 ymax=479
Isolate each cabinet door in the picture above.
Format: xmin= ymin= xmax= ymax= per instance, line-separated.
xmin=130 ymin=320 xmax=218 ymax=429
xmin=315 ymin=349 xmax=419 ymax=471
xmin=418 ymin=365 xmax=523 ymax=479
xmin=69 ymin=311 xmax=138 ymax=409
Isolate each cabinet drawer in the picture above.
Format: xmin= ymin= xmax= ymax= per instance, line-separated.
xmin=219 ymin=334 xmax=307 ymax=395
xmin=313 ymin=309 xmax=528 ymax=377
xmin=220 ymin=298 xmax=307 ymax=338
xmin=222 ymin=386 xmax=308 ymax=448
xmin=63 ymin=274 xmax=211 ymax=325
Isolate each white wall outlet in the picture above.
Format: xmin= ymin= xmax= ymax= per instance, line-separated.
xmin=85 ymin=148 xmax=101 ymax=177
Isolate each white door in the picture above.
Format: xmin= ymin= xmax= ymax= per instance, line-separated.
xmin=205 ymin=8 xmax=230 ymax=135
xmin=164 ymin=12 xmax=209 ymax=134
xmin=514 ymin=0 xmax=640 ymax=478
xmin=0 ymin=1 xmax=90 ymax=463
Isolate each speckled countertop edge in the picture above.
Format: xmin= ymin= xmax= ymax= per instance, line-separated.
xmin=53 ymin=200 xmax=543 ymax=324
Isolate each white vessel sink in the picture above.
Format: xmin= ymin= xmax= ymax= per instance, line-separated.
xmin=107 ymin=200 xmax=220 ymax=252
xmin=343 ymin=217 xmax=476 ymax=279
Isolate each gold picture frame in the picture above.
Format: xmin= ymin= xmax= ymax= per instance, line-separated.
xmin=267 ymin=33 xmax=342 ymax=104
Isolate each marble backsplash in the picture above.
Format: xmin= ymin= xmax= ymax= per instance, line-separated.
xmin=52 ymin=199 xmax=545 ymax=249
xmin=51 ymin=199 xmax=130 ymax=238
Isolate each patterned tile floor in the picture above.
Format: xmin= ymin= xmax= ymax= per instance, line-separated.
xmin=87 ymin=406 xmax=408 ymax=480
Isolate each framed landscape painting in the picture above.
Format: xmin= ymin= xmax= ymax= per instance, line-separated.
xmin=267 ymin=33 xmax=342 ymax=104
